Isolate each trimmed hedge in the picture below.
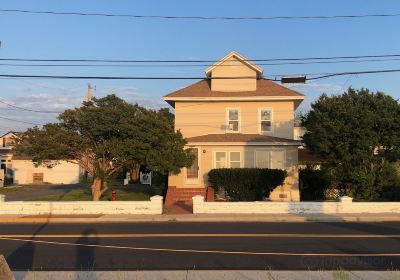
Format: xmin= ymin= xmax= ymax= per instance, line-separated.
xmin=208 ymin=168 xmax=287 ymax=201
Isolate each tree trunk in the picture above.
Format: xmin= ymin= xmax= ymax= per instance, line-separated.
xmin=91 ymin=178 xmax=103 ymax=201
xmin=130 ymin=163 xmax=140 ymax=183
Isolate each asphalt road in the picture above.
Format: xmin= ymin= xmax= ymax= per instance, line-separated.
xmin=1 ymin=222 xmax=400 ymax=270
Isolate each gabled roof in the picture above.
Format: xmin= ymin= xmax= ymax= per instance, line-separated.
xmin=0 ymin=131 xmax=21 ymax=138
xmin=205 ymin=51 xmax=263 ymax=76
xmin=186 ymin=133 xmax=300 ymax=146
xmin=164 ymin=79 xmax=304 ymax=100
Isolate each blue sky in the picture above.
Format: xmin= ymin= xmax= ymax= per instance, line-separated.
xmin=0 ymin=0 xmax=400 ymax=133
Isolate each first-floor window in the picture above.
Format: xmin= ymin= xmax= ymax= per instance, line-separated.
xmin=255 ymin=150 xmax=285 ymax=169
xmin=214 ymin=151 xmax=241 ymax=168
xmin=215 ymin=151 xmax=228 ymax=168
xmin=229 ymin=151 xmax=241 ymax=168
xmin=255 ymin=150 xmax=269 ymax=168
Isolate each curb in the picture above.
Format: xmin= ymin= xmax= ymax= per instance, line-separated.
xmin=1 ymin=214 xmax=400 ymax=223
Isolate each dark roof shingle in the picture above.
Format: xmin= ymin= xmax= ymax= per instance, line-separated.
xmin=164 ymin=79 xmax=304 ymax=99
xmin=186 ymin=133 xmax=300 ymax=145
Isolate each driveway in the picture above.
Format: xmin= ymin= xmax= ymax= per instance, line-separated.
xmin=1 ymin=184 xmax=83 ymax=201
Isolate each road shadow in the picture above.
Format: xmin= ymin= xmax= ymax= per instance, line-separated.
xmin=5 ymin=223 xmax=48 ymax=270
xmin=75 ymin=229 xmax=99 ymax=272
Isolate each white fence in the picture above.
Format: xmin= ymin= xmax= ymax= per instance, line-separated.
xmin=0 ymin=195 xmax=163 ymax=215
xmin=192 ymin=195 xmax=400 ymax=214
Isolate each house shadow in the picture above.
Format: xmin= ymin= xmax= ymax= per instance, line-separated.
xmin=6 ymin=223 xmax=48 ymax=270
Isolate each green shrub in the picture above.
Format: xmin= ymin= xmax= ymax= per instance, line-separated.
xmin=378 ymin=162 xmax=400 ymax=201
xmin=208 ymin=168 xmax=286 ymax=201
xmin=299 ymin=167 xmax=331 ymax=201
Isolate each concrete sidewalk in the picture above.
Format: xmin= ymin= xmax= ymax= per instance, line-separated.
xmin=1 ymin=213 xmax=400 ymax=223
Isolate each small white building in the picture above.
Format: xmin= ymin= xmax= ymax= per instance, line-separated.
xmin=0 ymin=131 xmax=82 ymax=185
xmin=11 ymin=156 xmax=81 ymax=185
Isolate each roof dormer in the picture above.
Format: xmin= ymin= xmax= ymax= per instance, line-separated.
xmin=205 ymin=51 xmax=263 ymax=92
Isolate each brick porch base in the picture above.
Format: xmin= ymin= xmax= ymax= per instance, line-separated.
xmin=165 ymin=186 xmax=214 ymax=207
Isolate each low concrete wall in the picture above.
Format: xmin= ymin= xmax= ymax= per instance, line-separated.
xmin=192 ymin=195 xmax=400 ymax=214
xmin=0 ymin=195 xmax=163 ymax=215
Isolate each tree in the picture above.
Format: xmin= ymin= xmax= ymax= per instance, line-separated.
xmin=302 ymin=88 xmax=400 ymax=200
xmin=14 ymin=95 xmax=193 ymax=200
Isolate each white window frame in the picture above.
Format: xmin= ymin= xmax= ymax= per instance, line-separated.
xmin=226 ymin=107 xmax=241 ymax=133
xmin=214 ymin=151 xmax=228 ymax=169
xmin=228 ymin=151 xmax=242 ymax=168
xmin=258 ymin=107 xmax=273 ymax=134
xmin=254 ymin=149 xmax=286 ymax=170
xmin=213 ymin=151 xmax=242 ymax=168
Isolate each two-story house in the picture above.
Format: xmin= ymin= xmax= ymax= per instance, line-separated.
xmin=163 ymin=51 xmax=304 ymax=205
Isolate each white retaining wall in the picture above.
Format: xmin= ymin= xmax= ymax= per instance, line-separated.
xmin=192 ymin=195 xmax=400 ymax=214
xmin=0 ymin=195 xmax=163 ymax=215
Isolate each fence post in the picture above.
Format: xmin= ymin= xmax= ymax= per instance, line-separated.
xmin=150 ymin=195 xmax=163 ymax=214
xmin=192 ymin=195 xmax=204 ymax=214
xmin=340 ymin=196 xmax=353 ymax=213
xmin=0 ymin=194 xmax=5 ymax=203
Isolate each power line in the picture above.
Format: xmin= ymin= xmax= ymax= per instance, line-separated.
xmin=0 ymin=69 xmax=400 ymax=81
xmin=0 ymin=116 xmax=42 ymax=125
xmin=1 ymin=8 xmax=400 ymax=21
xmin=2 ymin=57 xmax=400 ymax=68
xmin=0 ymin=75 xmax=276 ymax=80
xmin=2 ymin=54 xmax=400 ymax=63
xmin=0 ymin=99 xmax=61 ymax=113
xmin=308 ymin=69 xmax=400 ymax=80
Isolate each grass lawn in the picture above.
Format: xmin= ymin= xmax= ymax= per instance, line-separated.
xmin=0 ymin=185 xmax=53 ymax=195
xmin=26 ymin=185 xmax=163 ymax=201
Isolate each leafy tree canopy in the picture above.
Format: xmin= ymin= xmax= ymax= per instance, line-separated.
xmin=302 ymin=88 xmax=400 ymax=200
xmin=14 ymin=95 xmax=193 ymax=200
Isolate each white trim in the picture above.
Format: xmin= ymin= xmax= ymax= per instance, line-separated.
xmin=164 ymin=96 xmax=305 ymax=102
xmin=187 ymin=142 xmax=300 ymax=146
xmin=225 ymin=107 xmax=241 ymax=133
xmin=258 ymin=107 xmax=273 ymax=134
xmin=185 ymin=147 xmax=201 ymax=185
xmin=205 ymin=51 xmax=263 ymax=75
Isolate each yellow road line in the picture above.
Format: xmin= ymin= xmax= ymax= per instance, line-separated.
xmin=0 ymin=233 xmax=400 ymax=238
xmin=0 ymin=237 xmax=399 ymax=257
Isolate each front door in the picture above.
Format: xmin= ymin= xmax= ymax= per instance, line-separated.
xmin=186 ymin=148 xmax=199 ymax=184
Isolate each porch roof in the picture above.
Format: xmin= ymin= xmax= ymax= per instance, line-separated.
xmin=186 ymin=133 xmax=301 ymax=146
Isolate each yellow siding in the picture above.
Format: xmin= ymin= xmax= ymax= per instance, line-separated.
xmin=175 ymin=101 xmax=295 ymax=139
xmin=210 ymin=58 xmax=257 ymax=91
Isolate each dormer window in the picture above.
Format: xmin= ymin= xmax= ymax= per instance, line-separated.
xmin=259 ymin=108 xmax=273 ymax=133
xmin=226 ymin=108 xmax=240 ymax=132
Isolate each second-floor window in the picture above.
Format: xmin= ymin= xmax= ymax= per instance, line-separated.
xmin=226 ymin=108 xmax=240 ymax=132
xmin=259 ymin=108 xmax=272 ymax=133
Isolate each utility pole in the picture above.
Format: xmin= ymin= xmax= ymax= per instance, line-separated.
xmin=87 ymin=83 xmax=96 ymax=102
